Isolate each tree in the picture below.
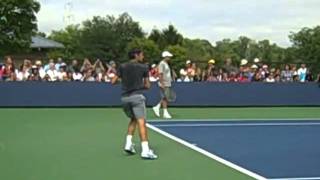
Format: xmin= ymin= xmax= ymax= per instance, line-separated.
xmin=80 ymin=13 xmax=144 ymax=61
xmin=148 ymin=25 xmax=183 ymax=50
xmin=166 ymin=45 xmax=187 ymax=71
xmin=289 ymin=26 xmax=320 ymax=74
xmin=182 ymin=38 xmax=214 ymax=65
xmin=126 ymin=37 xmax=161 ymax=64
xmin=49 ymin=25 xmax=82 ymax=59
xmin=0 ymin=0 xmax=40 ymax=55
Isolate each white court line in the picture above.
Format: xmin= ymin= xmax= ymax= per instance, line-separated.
xmin=269 ymin=177 xmax=320 ymax=180
xmin=153 ymin=122 xmax=320 ymax=127
xmin=147 ymin=123 xmax=268 ymax=180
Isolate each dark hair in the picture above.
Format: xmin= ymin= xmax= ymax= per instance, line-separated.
xmin=128 ymin=49 xmax=142 ymax=59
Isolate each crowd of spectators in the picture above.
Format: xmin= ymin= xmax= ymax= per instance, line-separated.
xmin=1 ymin=56 xmax=320 ymax=83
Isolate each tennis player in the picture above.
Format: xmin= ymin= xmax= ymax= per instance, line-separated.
xmin=152 ymin=51 xmax=175 ymax=119
xmin=112 ymin=49 xmax=158 ymax=160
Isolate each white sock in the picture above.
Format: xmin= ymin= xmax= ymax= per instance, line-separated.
xmin=141 ymin=141 xmax=150 ymax=153
xmin=126 ymin=135 xmax=133 ymax=145
xmin=155 ymin=103 xmax=161 ymax=109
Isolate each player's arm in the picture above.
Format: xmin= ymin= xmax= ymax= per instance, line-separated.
xmin=111 ymin=75 xmax=119 ymax=85
xmin=143 ymin=65 xmax=151 ymax=89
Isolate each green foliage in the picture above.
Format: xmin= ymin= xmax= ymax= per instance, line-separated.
xmin=126 ymin=38 xmax=161 ymax=64
xmin=0 ymin=0 xmax=40 ymax=55
xmin=166 ymin=45 xmax=187 ymax=70
xmin=182 ymin=38 xmax=214 ymax=64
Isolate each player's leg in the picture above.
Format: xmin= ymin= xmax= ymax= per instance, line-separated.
xmin=121 ymin=98 xmax=137 ymax=154
xmin=162 ymin=88 xmax=172 ymax=119
xmin=124 ymin=118 xmax=137 ymax=154
xmin=133 ymin=95 xmax=158 ymax=159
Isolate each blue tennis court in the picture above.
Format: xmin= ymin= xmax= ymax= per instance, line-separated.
xmin=148 ymin=120 xmax=320 ymax=180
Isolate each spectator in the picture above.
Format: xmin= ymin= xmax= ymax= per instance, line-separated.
xmin=306 ymin=69 xmax=313 ymax=82
xmin=93 ymin=59 xmax=105 ymax=81
xmin=0 ymin=63 xmax=4 ymax=80
xmin=265 ymin=73 xmax=275 ymax=83
xmin=16 ymin=65 xmax=30 ymax=81
xmin=223 ymin=58 xmax=238 ymax=75
xmin=82 ymin=69 xmax=95 ymax=82
xmin=281 ymin=64 xmax=293 ymax=82
xmin=106 ymin=60 xmax=117 ymax=80
xmin=35 ymin=60 xmax=46 ymax=79
xmin=72 ymin=68 xmax=83 ymax=81
xmin=192 ymin=62 xmax=202 ymax=82
xmin=298 ymin=64 xmax=307 ymax=82
xmin=55 ymin=57 xmax=64 ymax=70
xmin=316 ymin=73 xmax=320 ymax=82
xmin=80 ymin=58 xmax=92 ymax=73
xmin=249 ymin=64 xmax=258 ymax=81
xmin=291 ymin=65 xmax=299 ymax=82
xmin=177 ymin=69 xmax=191 ymax=82
xmin=67 ymin=59 xmax=79 ymax=73
xmin=185 ymin=60 xmax=195 ymax=81
xmin=44 ymin=59 xmax=55 ymax=72
xmin=46 ymin=63 xmax=58 ymax=81
xmin=57 ymin=63 xmax=68 ymax=81
xmin=149 ymin=64 xmax=159 ymax=82
xmin=28 ymin=65 xmax=42 ymax=81
xmin=6 ymin=72 xmax=17 ymax=81
xmin=202 ymin=59 xmax=217 ymax=81
xmin=238 ymin=59 xmax=250 ymax=82
xmin=2 ymin=56 xmax=16 ymax=80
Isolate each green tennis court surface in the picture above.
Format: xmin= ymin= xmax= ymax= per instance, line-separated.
xmin=1 ymin=107 xmax=320 ymax=180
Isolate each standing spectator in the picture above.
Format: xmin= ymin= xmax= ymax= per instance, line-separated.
xmin=149 ymin=64 xmax=159 ymax=82
xmin=281 ymin=64 xmax=293 ymax=82
xmin=47 ymin=63 xmax=58 ymax=81
xmin=298 ymin=64 xmax=307 ymax=82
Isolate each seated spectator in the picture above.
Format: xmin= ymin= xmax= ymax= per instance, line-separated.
xmin=47 ymin=63 xmax=58 ymax=81
xmin=298 ymin=64 xmax=307 ymax=82
xmin=281 ymin=64 xmax=293 ymax=82
xmin=55 ymin=57 xmax=64 ymax=70
xmin=72 ymin=68 xmax=83 ymax=81
xmin=67 ymin=59 xmax=79 ymax=73
xmin=93 ymin=59 xmax=106 ymax=81
xmin=2 ymin=56 xmax=16 ymax=80
xmin=265 ymin=73 xmax=276 ymax=83
xmin=249 ymin=65 xmax=258 ymax=81
xmin=5 ymin=72 xmax=17 ymax=81
xmin=106 ymin=60 xmax=117 ymax=79
xmin=44 ymin=59 xmax=55 ymax=72
xmin=16 ymin=65 xmax=30 ymax=81
xmin=35 ymin=60 xmax=46 ymax=79
xmin=177 ymin=69 xmax=191 ymax=82
xmin=149 ymin=64 xmax=159 ymax=82
xmin=80 ymin=58 xmax=93 ymax=73
xmin=0 ymin=63 xmax=4 ymax=80
xmin=185 ymin=60 xmax=195 ymax=81
xmin=306 ymin=69 xmax=313 ymax=82
xmin=57 ymin=63 xmax=68 ymax=81
xmin=202 ymin=59 xmax=217 ymax=81
xmin=192 ymin=62 xmax=202 ymax=82
xmin=82 ymin=69 xmax=95 ymax=82
xmin=28 ymin=65 xmax=41 ymax=81
xmin=291 ymin=64 xmax=299 ymax=81
xmin=223 ymin=58 xmax=238 ymax=75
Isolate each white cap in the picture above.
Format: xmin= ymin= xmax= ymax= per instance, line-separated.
xmin=251 ymin=64 xmax=258 ymax=69
xmin=254 ymin=58 xmax=260 ymax=63
xmin=151 ymin=64 xmax=156 ymax=68
xmin=240 ymin=59 xmax=248 ymax=66
xmin=186 ymin=60 xmax=191 ymax=65
xmin=162 ymin=51 xmax=173 ymax=58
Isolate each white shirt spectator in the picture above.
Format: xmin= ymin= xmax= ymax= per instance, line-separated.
xmin=73 ymin=72 xmax=83 ymax=81
xmin=47 ymin=69 xmax=58 ymax=81
xmin=298 ymin=67 xmax=307 ymax=82
xmin=16 ymin=71 xmax=30 ymax=81
xmin=57 ymin=71 xmax=67 ymax=81
xmin=39 ymin=67 xmax=46 ymax=79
